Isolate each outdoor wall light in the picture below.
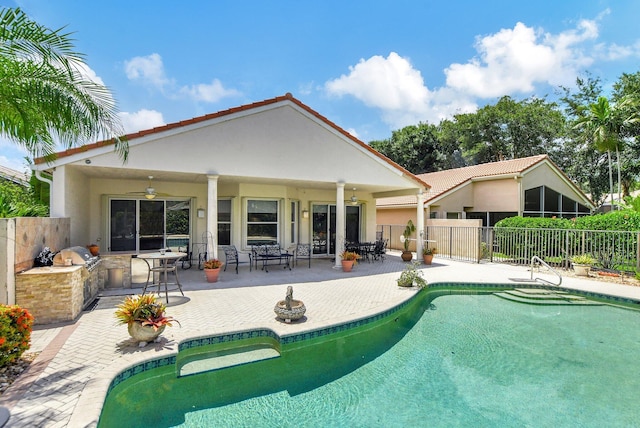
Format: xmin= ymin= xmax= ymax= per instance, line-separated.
xmin=197 ymin=208 xmax=205 ymax=218
xmin=302 ymin=209 xmax=309 ymax=219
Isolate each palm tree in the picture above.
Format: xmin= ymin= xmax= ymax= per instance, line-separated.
xmin=574 ymin=95 xmax=639 ymax=209
xmin=0 ymin=7 xmax=127 ymax=162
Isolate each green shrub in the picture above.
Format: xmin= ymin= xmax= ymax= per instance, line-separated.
xmin=571 ymin=254 xmax=595 ymax=265
xmin=0 ymin=305 xmax=34 ymax=367
xmin=494 ymin=217 xmax=573 ymax=260
xmin=573 ymin=210 xmax=640 ymax=231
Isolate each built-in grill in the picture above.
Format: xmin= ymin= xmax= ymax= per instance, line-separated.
xmin=52 ymin=246 xmax=101 ymax=271
xmin=52 ymin=246 xmax=102 ymax=308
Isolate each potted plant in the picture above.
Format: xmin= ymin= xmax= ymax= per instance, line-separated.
xmin=422 ymin=246 xmax=437 ymax=265
xmin=401 ymin=220 xmax=416 ymax=261
xmin=203 ymin=259 xmax=223 ymax=282
xmin=114 ymin=294 xmax=179 ymax=346
xmin=340 ymin=251 xmax=360 ymax=272
xmin=571 ymin=254 xmax=595 ymax=277
xmin=397 ymin=261 xmax=428 ymax=288
xmin=87 ymin=243 xmax=99 ymax=256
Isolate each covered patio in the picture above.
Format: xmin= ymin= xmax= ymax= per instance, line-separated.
xmin=31 ymin=93 xmax=429 ymax=279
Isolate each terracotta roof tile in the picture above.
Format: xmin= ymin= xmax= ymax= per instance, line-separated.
xmin=377 ymin=154 xmax=568 ymax=207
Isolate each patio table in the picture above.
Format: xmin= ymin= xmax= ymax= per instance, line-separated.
xmin=137 ymin=251 xmax=187 ymax=302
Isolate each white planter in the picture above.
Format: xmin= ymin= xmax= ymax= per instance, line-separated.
xmin=573 ymin=264 xmax=591 ymax=277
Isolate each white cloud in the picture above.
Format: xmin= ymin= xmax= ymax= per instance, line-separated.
xmin=179 ymin=79 xmax=240 ymax=102
xmin=124 ymin=53 xmax=171 ymax=89
xmin=445 ymin=20 xmax=598 ymax=98
xmin=325 ymin=52 xmax=476 ymax=128
xmin=326 ymin=52 xmax=431 ymax=112
xmin=325 ymin=13 xmax=637 ymax=130
xmin=118 ymin=110 xmax=165 ymax=133
xmin=124 ymin=53 xmax=240 ymax=103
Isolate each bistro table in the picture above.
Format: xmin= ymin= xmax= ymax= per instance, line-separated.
xmin=137 ymin=251 xmax=187 ymax=303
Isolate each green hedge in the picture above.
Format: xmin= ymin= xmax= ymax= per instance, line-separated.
xmin=495 ymin=211 xmax=640 ymax=231
xmin=573 ymin=211 xmax=640 ymax=231
xmin=0 ymin=305 xmax=34 ymax=367
xmin=494 ymin=212 xmax=640 ymax=270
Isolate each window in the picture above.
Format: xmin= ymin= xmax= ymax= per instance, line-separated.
xmin=525 ymin=186 xmax=590 ymax=217
xmin=544 ymin=187 xmax=560 ymax=215
xmin=525 ymin=187 xmax=542 ymax=212
xmin=246 ymin=199 xmax=279 ymax=246
xmin=218 ymin=199 xmax=231 ymax=246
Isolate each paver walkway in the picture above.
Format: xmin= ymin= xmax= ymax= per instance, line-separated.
xmin=2 ymin=255 xmax=640 ymax=427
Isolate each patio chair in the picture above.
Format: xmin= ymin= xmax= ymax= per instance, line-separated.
xmin=223 ymin=245 xmax=252 ymax=274
xmin=295 ymin=243 xmax=311 ymax=268
xmin=373 ymin=239 xmax=387 ymax=262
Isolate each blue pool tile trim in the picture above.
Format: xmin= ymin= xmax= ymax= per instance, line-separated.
xmin=105 ymin=281 xmax=640 ymax=394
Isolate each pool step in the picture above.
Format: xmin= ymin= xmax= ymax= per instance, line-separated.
xmin=178 ymin=344 xmax=280 ymax=377
xmin=494 ymin=289 xmax=602 ymax=306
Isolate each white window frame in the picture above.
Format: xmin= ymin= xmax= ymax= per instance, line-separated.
xmin=244 ymin=198 xmax=280 ymax=247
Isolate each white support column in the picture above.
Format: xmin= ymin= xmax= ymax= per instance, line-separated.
xmin=50 ymin=165 xmax=66 ymax=218
xmin=334 ymin=182 xmax=345 ymax=269
xmin=416 ymin=190 xmax=425 ymax=258
xmin=206 ymin=174 xmax=219 ymax=259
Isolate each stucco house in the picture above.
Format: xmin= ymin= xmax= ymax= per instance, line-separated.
xmin=31 ymin=93 xmax=429 ymax=268
xmin=377 ymin=154 xmax=593 ymax=228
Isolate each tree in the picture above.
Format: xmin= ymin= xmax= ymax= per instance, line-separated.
xmin=0 ymin=7 xmax=127 ymax=162
xmin=448 ymin=96 xmax=566 ymax=165
xmin=558 ymin=75 xmax=610 ymax=203
xmin=0 ymin=180 xmax=48 ymax=217
xmin=574 ymin=95 xmax=639 ymax=208
xmin=370 ymin=123 xmax=441 ymax=173
xmin=612 ymin=72 xmax=640 ymax=194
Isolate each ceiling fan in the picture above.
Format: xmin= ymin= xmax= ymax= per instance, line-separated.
xmin=127 ymin=176 xmax=170 ymax=199
xmin=346 ymin=188 xmax=366 ymax=205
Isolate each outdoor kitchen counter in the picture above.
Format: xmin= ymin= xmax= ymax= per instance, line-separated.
xmin=16 ymin=265 xmax=88 ymax=325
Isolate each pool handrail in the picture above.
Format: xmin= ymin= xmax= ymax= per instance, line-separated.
xmin=530 ymin=255 xmax=562 ymax=286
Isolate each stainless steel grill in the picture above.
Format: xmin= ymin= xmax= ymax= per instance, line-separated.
xmin=52 ymin=246 xmax=101 ymax=308
xmin=52 ymin=246 xmax=101 ymax=271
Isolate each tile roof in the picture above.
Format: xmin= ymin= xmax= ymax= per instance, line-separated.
xmin=377 ymin=154 xmax=583 ymax=207
xmin=33 ymin=93 xmax=428 ymax=189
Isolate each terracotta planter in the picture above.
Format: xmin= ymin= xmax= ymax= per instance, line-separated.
xmin=341 ymin=260 xmax=355 ymax=272
xmin=204 ymin=267 xmax=221 ymax=283
xmin=423 ymin=254 xmax=433 ymax=265
xmin=87 ymin=245 xmax=99 ymax=256
xmin=128 ymin=322 xmax=165 ymax=343
xmin=401 ymin=251 xmax=413 ymax=262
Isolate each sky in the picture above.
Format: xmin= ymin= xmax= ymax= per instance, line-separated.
xmin=1 ymin=0 xmax=640 ymax=173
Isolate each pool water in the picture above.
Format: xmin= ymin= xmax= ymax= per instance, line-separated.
xmin=100 ymin=292 xmax=640 ymax=427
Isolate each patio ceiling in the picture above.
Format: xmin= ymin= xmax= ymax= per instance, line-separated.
xmin=62 ymin=164 xmax=419 ymax=197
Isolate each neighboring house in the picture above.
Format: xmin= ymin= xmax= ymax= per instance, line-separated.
xmin=31 ymin=94 xmax=429 ymax=268
xmin=377 ymin=154 xmax=594 ymax=228
xmin=0 ymin=165 xmax=29 ymax=187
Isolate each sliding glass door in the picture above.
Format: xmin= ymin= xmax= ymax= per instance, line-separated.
xmin=311 ymin=204 xmax=360 ymax=256
xmin=109 ymin=198 xmax=190 ymax=252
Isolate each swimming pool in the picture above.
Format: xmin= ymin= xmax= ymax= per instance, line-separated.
xmin=99 ymin=286 xmax=640 ymax=427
